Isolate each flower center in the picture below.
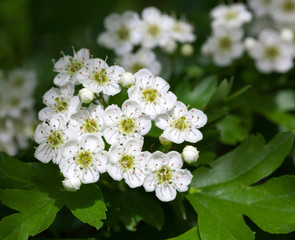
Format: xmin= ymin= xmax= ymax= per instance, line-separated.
xmin=147 ymin=24 xmax=160 ymax=37
xmin=69 ymin=58 xmax=82 ymax=75
xmin=118 ymin=117 xmax=136 ymax=135
xmin=262 ymin=0 xmax=271 ymax=5
xmin=120 ymin=154 xmax=134 ymax=170
xmin=131 ymin=63 xmax=145 ymax=73
xmin=48 ymin=130 xmax=63 ymax=149
xmin=142 ymin=88 xmax=158 ymax=103
xmin=83 ymin=118 xmax=98 ymax=133
xmin=93 ymin=69 xmax=109 ymax=85
xmin=264 ymin=45 xmax=280 ymax=60
xmin=218 ymin=37 xmax=232 ymax=50
xmin=173 ymin=23 xmax=184 ymax=33
xmin=117 ymin=26 xmax=130 ymax=41
xmin=55 ymin=97 xmax=68 ymax=112
xmin=224 ymin=10 xmax=238 ymax=20
xmin=156 ymin=165 xmax=173 ymax=185
xmin=12 ymin=77 xmax=24 ymax=87
xmin=75 ymin=150 xmax=93 ymax=169
xmin=283 ymin=0 xmax=295 ymax=12
xmin=172 ymin=116 xmax=189 ymax=131
xmin=9 ymin=96 xmax=20 ymax=107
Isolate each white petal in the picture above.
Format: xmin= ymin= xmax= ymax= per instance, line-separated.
xmin=124 ymin=138 xmax=143 ymax=155
xmin=123 ymin=171 xmax=145 ymax=188
xmin=147 ymin=151 xmax=166 ymax=171
xmin=81 ymin=168 xmax=99 ymax=184
xmin=172 ymin=101 xmax=188 ymax=118
xmin=95 ymin=150 xmax=108 ymax=173
xmin=54 ymin=73 xmax=71 ymax=86
xmin=122 ymin=100 xmax=142 ymax=118
xmin=155 ymin=184 xmax=177 ymax=202
xmin=43 ymin=88 xmax=60 ymax=106
xmin=155 ymin=113 xmax=170 ymax=130
xmin=143 ymin=174 xmax=157 ymax=192
xmin=183 ymin=128 xmax=203 ymax=143
xmin=167 ymin=151 xmax=183 ymax=170
xmin=162 ymin=128 xmax=184 ymax=144
xmin=107 ymin=163 xmax=123 ymax=181
xmin=81 ymin=135 xmax=105 ymax=152
xmin=104 ymin=105 xmax=123 ymax=126
xmin=34 ymin=123 xmax=50 ymax=144
xmin=187 ymin=109 xmax=207 ymax=128
xmin=38 ymin=107 xmax=53 ymax=121
xmin=174 ymin=169 xmax=193 ymax=192
xmin=34 ymin=143 xmax=53 ymax=163
xmin=109 ymin=143 xmax=123 ymax=163
xmin=136 ymin=115 xmax=152 ymax=135
xmin=63 ymin=140 xmax=79 ymax=159
xmin=49 ymin=114 xmax=67 ymax=130
xmin=103 ymin=127 xmax=120 ymax=145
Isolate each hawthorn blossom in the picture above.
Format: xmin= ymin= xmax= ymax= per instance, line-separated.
xmin=103 ymin=100 xmax=151 ymax=145
xmin=155 ymin=101 xmax=207 ymax=144
xmin=269 ymin=0 xmax=295 ymax=25
xmin=171 ymin=19 xmax=196 ymax=43
xmin=143 ymin=151 xmax=193 ymax=202
xmin=248 ymin=0 xmax=273 ymax=17
xmin=107 ymin=139 xmax=150 ymax=188
xmin=53 ymin=48 xmax=90 ymax=86
xmin=128 ymin=69 xmax=177 ymax=119
xmin=59 ymin=135 xmax=107 ymax=184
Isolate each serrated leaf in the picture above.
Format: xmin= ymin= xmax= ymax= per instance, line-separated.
xmin=0 ymin=189 xmax=62 ymax=240
xmin=166 ymin=227 xmax=200 ymax=240
xmin=61 ymin=184 xmax=106 ymax=230
xmin=191 ymin=132 xmax=294 ymax=188
xmin=207 ymin=78 xmax=233 ymax=108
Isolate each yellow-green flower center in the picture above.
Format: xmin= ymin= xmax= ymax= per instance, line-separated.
xmin=69 ymin=58 xmax=82 ymax=75
xmin=142 ymin=88 xmax=158 ymax=103
xmin=11 ymin=77 xmax=24 ymax=87
xmin=172 ymin=116 xmax=189 ymax=131
xmin=283 ymin=0 xmax=295 ymax=12
xmin=93 ymin=68 xmax=109 ymax=85
xmin=48 ymin=130 xmax=63 ymax=149
xmin=75 ymin=150 xmax=93 ymax=169
xmin=118 ymin=117 xmax=136 ymax=135
xmin=83 ymin=118 xmax=98 ymax=133
xmin=218 ymin=37 xmax=232 ymax=50
xmin=173 ymin=23 xmax=183 ymax=33
xmin=147 ymin=24 xmax=160 ymax=37
xmin=265 ymin=45 xmax=280 ymax=60
xmin=120 ymin=154 xmax=134 ymax=170
xmin=9 ymin=97 xmax=20 ymax=107
xmin=55 ymin=97 xmax=68 ymax=112
xmin=156 ymin=165 xmax=173 ymax=184
xmin=131 ymin=63 xmax=145 ymax=73
xmin=224 ymin=10 xmax=238 ymax=20
xmin=117 ymin=26 xmax=130 ymax=41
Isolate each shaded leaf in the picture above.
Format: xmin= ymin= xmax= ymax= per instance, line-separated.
xmin=166 ymin=227 xmax=200 ymax=240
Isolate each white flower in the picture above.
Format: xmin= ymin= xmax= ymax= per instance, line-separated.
xmin=120 ymin=72 xmax=136 ymax=88
xmin=155 ymin=101 xmax=207 ymax=144
xmin=211 ymin=3 xmax=252 ymax=29
xmin=59 ymin=135 xmax=107 ymax=184
xmin=107 ymin=139 xmax=150 ymax=188
xmin=78 ymin=88 xmax=94 ymax=103
xmin=202 ymin=27 xmax=244 ymax=66
xmin=171 ymin=19 xmax=196 ymax=43
xmin=77 ymin=58 xmax=125 ymax=96
xmin=98 ymin=11 xmax=142 ymax=56
xmin=180 ymin=44 xmax=194 ymax=56
xmin=62 ymin=177 xmax=82 ymax=191
xmin=269 ymin=0 xmax=295 ymax=25
xmin=246 ymin=29 xmax=294 ymax=73
xmin=248 ymin=0 xmax=273 ymax=17
xmin=128 ymin=69 xmax=177 ymax=120
xmin=34 ymin=114 xmax=77 ymax=164
xmin=139 ymin=7 xmax=174 ymax=49
xmin=38 ymin=84 xmax=80 ymax=121
xmin=0 ymin=119 xmax=17 ymax=156
xmin=281 ymin=28 xmax=294 ymax=42
xmin=143 ymin=151 xmax=193 ymax=202
xmin=70 ymin=103 xmax=105 ymax=139
xmin=8 ymin=69 xmax=37 ymax=96
xmin=118 ymin=48 xmax=161 ymax=75
xmin=182 ymin=145 xmax=199 ymax=163
xmin=53 ymin=48 xmax=90 ymax=86
xmin=103 ymin=100 xmax=151 ymax=145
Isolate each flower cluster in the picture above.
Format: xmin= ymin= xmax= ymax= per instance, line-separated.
xmin=0 ymin=69 xmax=37 ymax=155
xmin=34 ymin=48 xmax=207 ymax=202
xmin=98 ymin=7 xmax=196 ymax=75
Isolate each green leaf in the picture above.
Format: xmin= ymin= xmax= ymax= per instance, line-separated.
xmin=187 ymin=176 xmax=295 ymax=240
xmin=166 ymin=227 xmax=200 ymax=240
xmin=187 ymin=132 xmax=295 ymax=240
xmin=61 ymin=184 xmax=106 ymax=230
xmin=191 ymin=132 xmax=294 ymax=188
xmin=0 ymin=189 xmax=62 ymax=240
xmin=207 ymin=78 xmax=233 ymax=108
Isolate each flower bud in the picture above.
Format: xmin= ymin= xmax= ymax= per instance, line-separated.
xmin=120 ymin=72 xmax=136 ymax=88
xmin=182 ymin=145 xmax=199 ymax=163
xmin=280 ymin=28 xmax=294 ymax=43
xmin=79 ymin=88 xmax=94 ymax=103
xmin=162 ymin=40 xmax=177 ymax=54
xmin=180 ymin=44 xmax=194 ymax=56
xmin=159 ymin=134 xmax=172 ymax=146
xmin=244 ymin=37 xmax=257 ymax=50
xmin=62 ymin=177 xmax=81 ymax=191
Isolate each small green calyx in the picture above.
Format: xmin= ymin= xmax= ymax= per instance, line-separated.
xmin=75 ymin=150 xmax=93 ymax=169
xmin=83 ymin=118 xmax=98 ymax=133
xmin=172 ymin=116 xmax=189 ymax=131
xmin=55 ymin=97 xmax=68 ymax=112
xmin=93 ymin=69 xmax=109 ymax=85
xmin=224 ymin=10 xmax=238 ymax=20
xmin=118 ymin=117 xmax=136 ymax=135
xmin=156 ymin=165 xmax=173 ymax=185
xmin=265 ymin=46 xmax=279 ymax=60
xmin=218 ymin=37 xmax=232 ymax=50
xmin=69 ymin=58 xmax=82 ymax=75
xmin=283 ymin=0 xmax=295 ymax=12
xmin=142 ymin=88 xmax=158 ymax=103
xmin=48 ymin=130 xmax=63 ymax=149
xmin=147 ymin=24 xmax=160 ymax=37
xmin=120 ymin=155 xmax=134 ymax=170
xmin=117 ymin=26 xmax=130 ymax=41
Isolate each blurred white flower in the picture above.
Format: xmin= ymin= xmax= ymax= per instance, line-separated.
xmin=171 ymin=19 xmax=196 ymax=43
xmin=270 ymin=0 xmax=295 ymax=25
xmin=248 ymin=0 xmax=273 ymax=17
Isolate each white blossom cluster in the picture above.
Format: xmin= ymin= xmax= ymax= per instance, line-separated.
xmin=202 ymin=1 xmax=295 ymax=73
xmin=34 ymin=48 xmax=207 ymax=202
xmin=98 ymin=6 xmax=196 ymax=75
xmin=0 ymin=69 xmax=37 ymax=155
